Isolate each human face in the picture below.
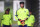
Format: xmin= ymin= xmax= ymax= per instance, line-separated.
xmin=5 ymin=11 xmax=9 ymax=14
xmin=29 ymin=12 xmax=32 ymax=15
xmin=20 ymin=4 xmax=24 ymax=8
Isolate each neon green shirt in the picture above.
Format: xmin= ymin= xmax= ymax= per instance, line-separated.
xmin=27 ymin=15 xmax=35 ymax=26
xmin=1 ymin=14 xmax=12 ymax=26
xmin=15 ymin=8 xmax=29 ymax=25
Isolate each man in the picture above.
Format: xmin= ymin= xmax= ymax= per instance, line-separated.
xmin=15 ymin=2 xmax=29 ymax=27
xmin=1 ymin=8 xmax=12 ymax=27
xmin=27 ymin=11 xmax=35 ymax=27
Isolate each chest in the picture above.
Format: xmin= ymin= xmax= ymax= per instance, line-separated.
xmin=3 ymin=15 xmax=11 ymax=19
xmin=29 ymin=16 xmax=34 ymax=20
xmin=18 ymin=10 xmax=27 ymax=14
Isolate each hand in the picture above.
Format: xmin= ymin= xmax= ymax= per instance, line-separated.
xmin=21 ymin=20 xmax=25 ymax=24
xmin=22 ymin=22 xmax=25 ymax=26
xmin=24 ymin=18 xmax=28 ymax=20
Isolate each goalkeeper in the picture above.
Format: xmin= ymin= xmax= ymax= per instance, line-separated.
xmin=1 ymin=8 xmax=12 ymax=27
xmin=27 ymin=11 xmax=35 ymax=27
xmin=15 ymin=2 xmax=30 ymax=27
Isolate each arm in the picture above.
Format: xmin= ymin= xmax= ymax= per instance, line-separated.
xmin=24 ymin=9 xmax=30 ymax=20
xmin=1 ymin=19 xmax=3 ymax=27
xmin=10 ymin=19 xmax=12 ymax=27
xmin=10 ymin=15 xmax=12 ymax=27
xmin=31 ymin=16 xmax=35 ymax=23
xmin=10 ymin=15 xmax=12 ymax=25
xmin=15 ymin=11 xmax=19 ymax=20
xmin=1 ymin=15 xmax=4 ymax=27
xmin=26 ymin=9 xmax=30 ymax=18
xmin=30 ymin=15 xmax=35 ymax=26
xmin=10 ymin=19 xmax=12 ymax=25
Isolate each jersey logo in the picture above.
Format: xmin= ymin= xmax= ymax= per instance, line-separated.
xmin=24 ymin=11 xmax=26 ymax=12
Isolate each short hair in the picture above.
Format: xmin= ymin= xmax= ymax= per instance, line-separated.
xmin=29 ymin=10 xmax=32 ymax=12
xmin=6 ymin=8 xmax=10 ymax=12
xmin=20 ymin=2 xmax=24 ymax=4
xmin=5 ymin=8 xmax=10 ymax=14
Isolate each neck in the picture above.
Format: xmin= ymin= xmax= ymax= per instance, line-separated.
xmin=21 ymin=7 xmax=24 ymax=8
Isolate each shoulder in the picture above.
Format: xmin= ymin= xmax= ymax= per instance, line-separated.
xmin=9 ymin=14 xmax=11 ymax=16
xmin=24 ymin=8 xmax=29 ymax=10
xmin=24 ymin=8 xmax=29 ymax=12
xmin=3 ymin=14 xmax=6 ymax=17
xmin=3 ymin=14 xmax=6 ymax=16
xmin=16 ymin=8 xmax=20 ymax=12
xmin=31 ymin=15 xmax=35 ymax=17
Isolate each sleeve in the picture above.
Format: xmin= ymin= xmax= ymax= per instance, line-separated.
xmin=10 ymin=19 xmax=12 ymax=25
xmin=10 ymin=15 xmax=12 ymax=25
xmin=32 ymin=16 xmax=35 ymax=23
xmin=26 ymin=9 xmax=30 ymax=18
xmin=1 ymin=15 xmax=4 ymax=26
xmin=15 ymin=11 xmax=19 ymax=20
xmin=1 ymin=19 xmax=3 ymax=26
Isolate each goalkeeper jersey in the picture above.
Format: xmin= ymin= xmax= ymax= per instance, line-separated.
xmin=1 ymin=14 xmax=12 ymax=26
xmin=15 ymin=8 xmax=29 ymax=25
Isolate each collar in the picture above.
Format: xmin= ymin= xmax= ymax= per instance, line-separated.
xmin=20 ymin=8 xmax=24 ymax=9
